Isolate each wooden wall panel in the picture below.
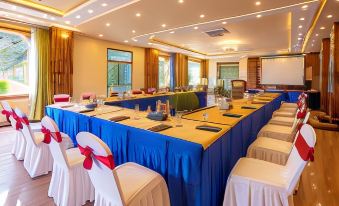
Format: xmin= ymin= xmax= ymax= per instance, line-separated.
xmin=305 ymin=52 xmax=320 ymax=90
xmin=247 ymin=57 xmax=259 ymax=89
xmin=330 ymin=22 xmax=339 ymax=120
xmin=321 ymin=38 xmax=330 ymax=113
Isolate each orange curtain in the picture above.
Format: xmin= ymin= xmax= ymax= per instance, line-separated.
xmin=200 ymin=59 xmax=209 ymax=78
xmin=49 ymin=27 xmax=73 ymax=103
xmin=175 ymin=53 xmax=188 ymax=87
xmin=144 ymin=48 xmax=159 ymax=89
xmin=320 ymin=38 xmax=330 ymax=113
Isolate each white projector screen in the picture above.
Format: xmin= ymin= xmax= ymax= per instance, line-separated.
xmin=261 ymin=56 xmax=304 ymax=85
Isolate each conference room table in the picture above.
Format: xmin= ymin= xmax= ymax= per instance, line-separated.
xmin=45 ymin=92 xmax=284 ymax=206
xmin=104 ymin=91 xmax=207 ymax=111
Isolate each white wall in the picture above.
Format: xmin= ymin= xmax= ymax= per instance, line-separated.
xmin=239 ymin=57 xmax=248 ymax=81
xmin=73 ymin=34 xmax=145 ymax=100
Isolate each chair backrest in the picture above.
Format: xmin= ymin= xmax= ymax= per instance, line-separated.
xmin=231 ymin=80 xmax=246 ymax=99
xmin=0 ymin=101 xmax=16 ymax=130
xmin=41 ymin=116 xmax=69 ymax=168
xmin=285 ymin=124 xmax=316 ymax=194
xmin=81 ymin=92 xmax=96 ymax=100
xmin=76 ymin=132 xmax=123 ymax=205
xmin=53 ymin=94 xmax=70 ymax=103
xmin=14 ymin=108 xmax=36 ymax=146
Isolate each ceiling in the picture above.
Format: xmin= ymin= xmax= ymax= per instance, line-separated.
xmin=0 ymin=0 xmax=337 ymax=59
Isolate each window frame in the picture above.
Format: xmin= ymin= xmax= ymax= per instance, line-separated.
xmin=158 ymin=55 xmax=171 ymax=89
xmin=188 ymin=58 xmax=202 ymax=86
xmin=106 ymin=48 xmax=133 ymax=94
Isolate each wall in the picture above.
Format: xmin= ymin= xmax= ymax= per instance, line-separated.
xmin=73 ymin=34 xmax=145 ymax=99
xmin=208 ymin=56 xmax=241 ymax=88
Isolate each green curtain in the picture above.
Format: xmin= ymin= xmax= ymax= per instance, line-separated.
xmin=30 ymin=28 xmax=50 ymax=120
xmin=169 ymin=92 xmax=199 ymax=111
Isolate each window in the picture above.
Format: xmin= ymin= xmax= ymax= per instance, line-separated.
xmin=0 ymin=31 xmax=29 ymax=95
xmin=188 ymin=60 xmax=201 ymax=86
xmin=158 ymin=56 xmax=171 ymax=88
xmin=107 ymin=49 xmax=132 ymax=93
xmin=217 ymin=63 xmax=239 ymax=89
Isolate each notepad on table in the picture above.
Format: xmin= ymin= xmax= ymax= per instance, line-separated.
xmin=196 ymin=125 xmax=222 ymax=133
xmin=223 ymin=113 xmax=243 ymax=118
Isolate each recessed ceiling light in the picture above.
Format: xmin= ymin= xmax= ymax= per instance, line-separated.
xmin=312 ymin=39 xmax=315 ymax=42
xmin=136 ymin=13 xmax=141 ymax=17
xmin=124 ymin=40 xmax=129 ymax=43
xmin=256 ymin=14 xmax=262 ymax=18
xmin=132 ymin=39 xmax=138 ymax=42
xmin=99 ymin=34 xmax=103 ymax=37
xmin=255 ymin=1 xmax=261 ymax=6
xmin=101 ymin=3 xmax=108 ymax=7
xmin=315 ymin=33 xmax=319 ymax=36
xmin=327 ymin=15 xmax=333 ymax=18
xmin=148 ymin=42 xmax=153 ymax=45
xmin=299 ymin=33 xmax=303 ymax=36
xmin=161 ymin=24 xmax=166 ymax=27
xmin=222 ymin=21 xmax=227 ymax=24
xmin=106 ymin=23 xmax=110 ymax=27
xmin=299 ymin=17 xmax=305 ymax=21
xmin=200 ymin=14 xmax=205 ymax=18
xmin=312 ymin=44 xmax=314 ymax=47
xmin=320 ymin=26 xmax=325 ymax=30
xmin=65 ymin=20 xmax=71 ymax=24
xmin=178 ymin=0 xmax=184 ymax=3
xmin=76 ymin=15 xmax=81 ymax=19
xmin=132 ymin=30 xmax=136 ymax=33
xmin=301 ymin=5 xmax=308 ymax=9
xmin=194 ymin=26 xmax=199 ymax=30
xmin=298 ymin=37 xmax=302 ymax=40
xmin=298 ymin=25 xmax=303 ymax=28
xmin=88 ymin=9 xmax=94 ymax=14
xmin=170 ymin=31 xmax=175 ymax=34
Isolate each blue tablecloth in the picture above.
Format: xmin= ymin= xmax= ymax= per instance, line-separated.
xmin=105 ymin=92 xmax=207 ymax=111
xmin=45 ymin=94 xmax=284 ymax=206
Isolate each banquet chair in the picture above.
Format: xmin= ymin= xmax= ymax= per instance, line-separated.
xmin=16 ymin=108 xmax=74 ymax=178
xmin=81 ymin=92 xmax=96 ymax=101
xmin=280 ymin=93 xmax=308 ymax=109
xmin=41 ymin=116 xmax=94 ymax=206
xmin=273 ymin=95 xmax=307 ymax=118
xmin=269 ymin=106 xmax=307 ymax=127
xmin=76 ymin=132 xmax=170 ymax=206
xmin=247 ymin=112 xmax=310 ymax=165
xmin=1 ymin=101 xmax=26 ymax=160
xmin=231 ymin=80 xmax=246 ymax=99
xmin=54 ymin=94 xmax=71 ymax=104
xmin=257 ymin=112 xmax=310 ymax=142
xmin=223 ymin=124 xmax=316 ymax=206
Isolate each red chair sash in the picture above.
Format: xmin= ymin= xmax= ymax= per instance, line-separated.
xmin=78 ymin=145 xmax=115 ymax=170
xmin=54 ymin=97 xmax=69 ymax=103
xmin=1 ymin=110 xmax=12 ymax=122
xmin=297 ymin=109 xmax=307 ymax=119
xmin=41 ymin=126 xmax=62 ymax=144
xmin=11 ymin=111 xmax=23 ymax=130
xmin=295 ymin=132 xmax=314 ymax=161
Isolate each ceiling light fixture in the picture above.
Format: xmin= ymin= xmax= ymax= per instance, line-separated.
xmin=88 ymin=9 xmax=94 ymax=14
xmin=106 ymin=23 xmax=110 ymax=27
xmin=132 ymin=30 xmax=136 ymax=33
xmin=194 ymin=26 xmax=199 ymax=29
xmin=170 ymin=31 xmax=175 ymax=34
xmin=298 ymin=25 xmax=303 ymax=28
xmin=124 ymin=40 xmax=129 ymax=43
xmin=327 ymin=14 xmax=333 ymax=18
xmin=136 ymin=13 xmax=141 ymax=17
xmin=312 ymin=44 xmax=314 ymax=47
xmin=162 ymin=24 xmax=166 ymax=27
xmin=299 ymin=17 xmax=305 ymax=21
xmin=255 ymin=1 xmax=261 ymax=6
xmin=315 ymin=33 xmax=319 ymax=36
xmin=222 ymin=21 xmax=227 ymax=24
xmin=148 ymin=42 xmax=153 ymax=45
xmin=132 ymin=39 xmax=138 ymax=42
xmin=178 ymin=0 xmax=184 ymax=3
xmin=65 ymin=20 xmax=71 ymax=24
xmin=101 ymin=3 xmax=108 ymax=7
xmin=320 ymin=26 xmax=325 ymax=30
xmin=299 ymin=33 xmax=302 ymax=36
xmin=301 ymin=5 xmax=308 ymax=9
xmin=256 ymin=14 xmax=262 ymax=18
xmin=200 ymin=14 xmax=205 ymax=18
xmin=76 ymin=15 xmax=81 ymax=19
xmin=99 ymin=34 xmax=103 ymax=37
xmin=298 ymin=37 xmax=302 ymax=40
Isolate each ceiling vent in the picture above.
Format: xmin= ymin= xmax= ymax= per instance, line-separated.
xmin=204 ymin=28 xmax=229 ymax=37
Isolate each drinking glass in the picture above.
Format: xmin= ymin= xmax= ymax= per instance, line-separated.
xmin=134 ymin=104 xmax=140 ymax=120
xmin=175 ymin=111 xmax=184 ymax=127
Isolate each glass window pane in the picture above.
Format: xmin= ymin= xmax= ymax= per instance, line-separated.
xmin=188 ymin=61 xmax=201 ymax=86
xmin=219 ymin=64 xmax=239 ymax=89
xmin=107 ymin=49 xmax=132 ymax=62
xmin=158 ymin=56 xmax=171 ymax=88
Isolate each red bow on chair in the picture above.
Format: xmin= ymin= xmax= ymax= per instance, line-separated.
xmin=1 ymin=110 xmax=12 ymax=122
xmin=297 ymin=123 xmax=304 ymax=131
xmin=295 ymin=132 xmax=314 ymax=161
xmin=297 ymin=109 xmax=307 ymax=119
xmin=41 ymin=126 xmax=62 ymax=144
xmin=78 ymin=145 xmax=115 ymax=170
xmin=11 ymin=111 xmax=23 ymax=130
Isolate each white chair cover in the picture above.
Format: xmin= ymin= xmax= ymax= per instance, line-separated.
xmin=15 ymin=108 xmax=74 ymax=178
xmin=258 ymin=112 xmax=310 ymax=142
xmin=223 ymin=124 xmax=316 ymax=206
xmin=1 ymin=101 xmax=26 ymax=160
xmin=280 ymin=93 xmax=307 ymax=109
xmin=269 ymin=106 xmax=307 ymax=127
xmin=76 ymin=132 xmax=170 ymax=206
xmin=41 ymin=116 xmax=94 ymax=206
